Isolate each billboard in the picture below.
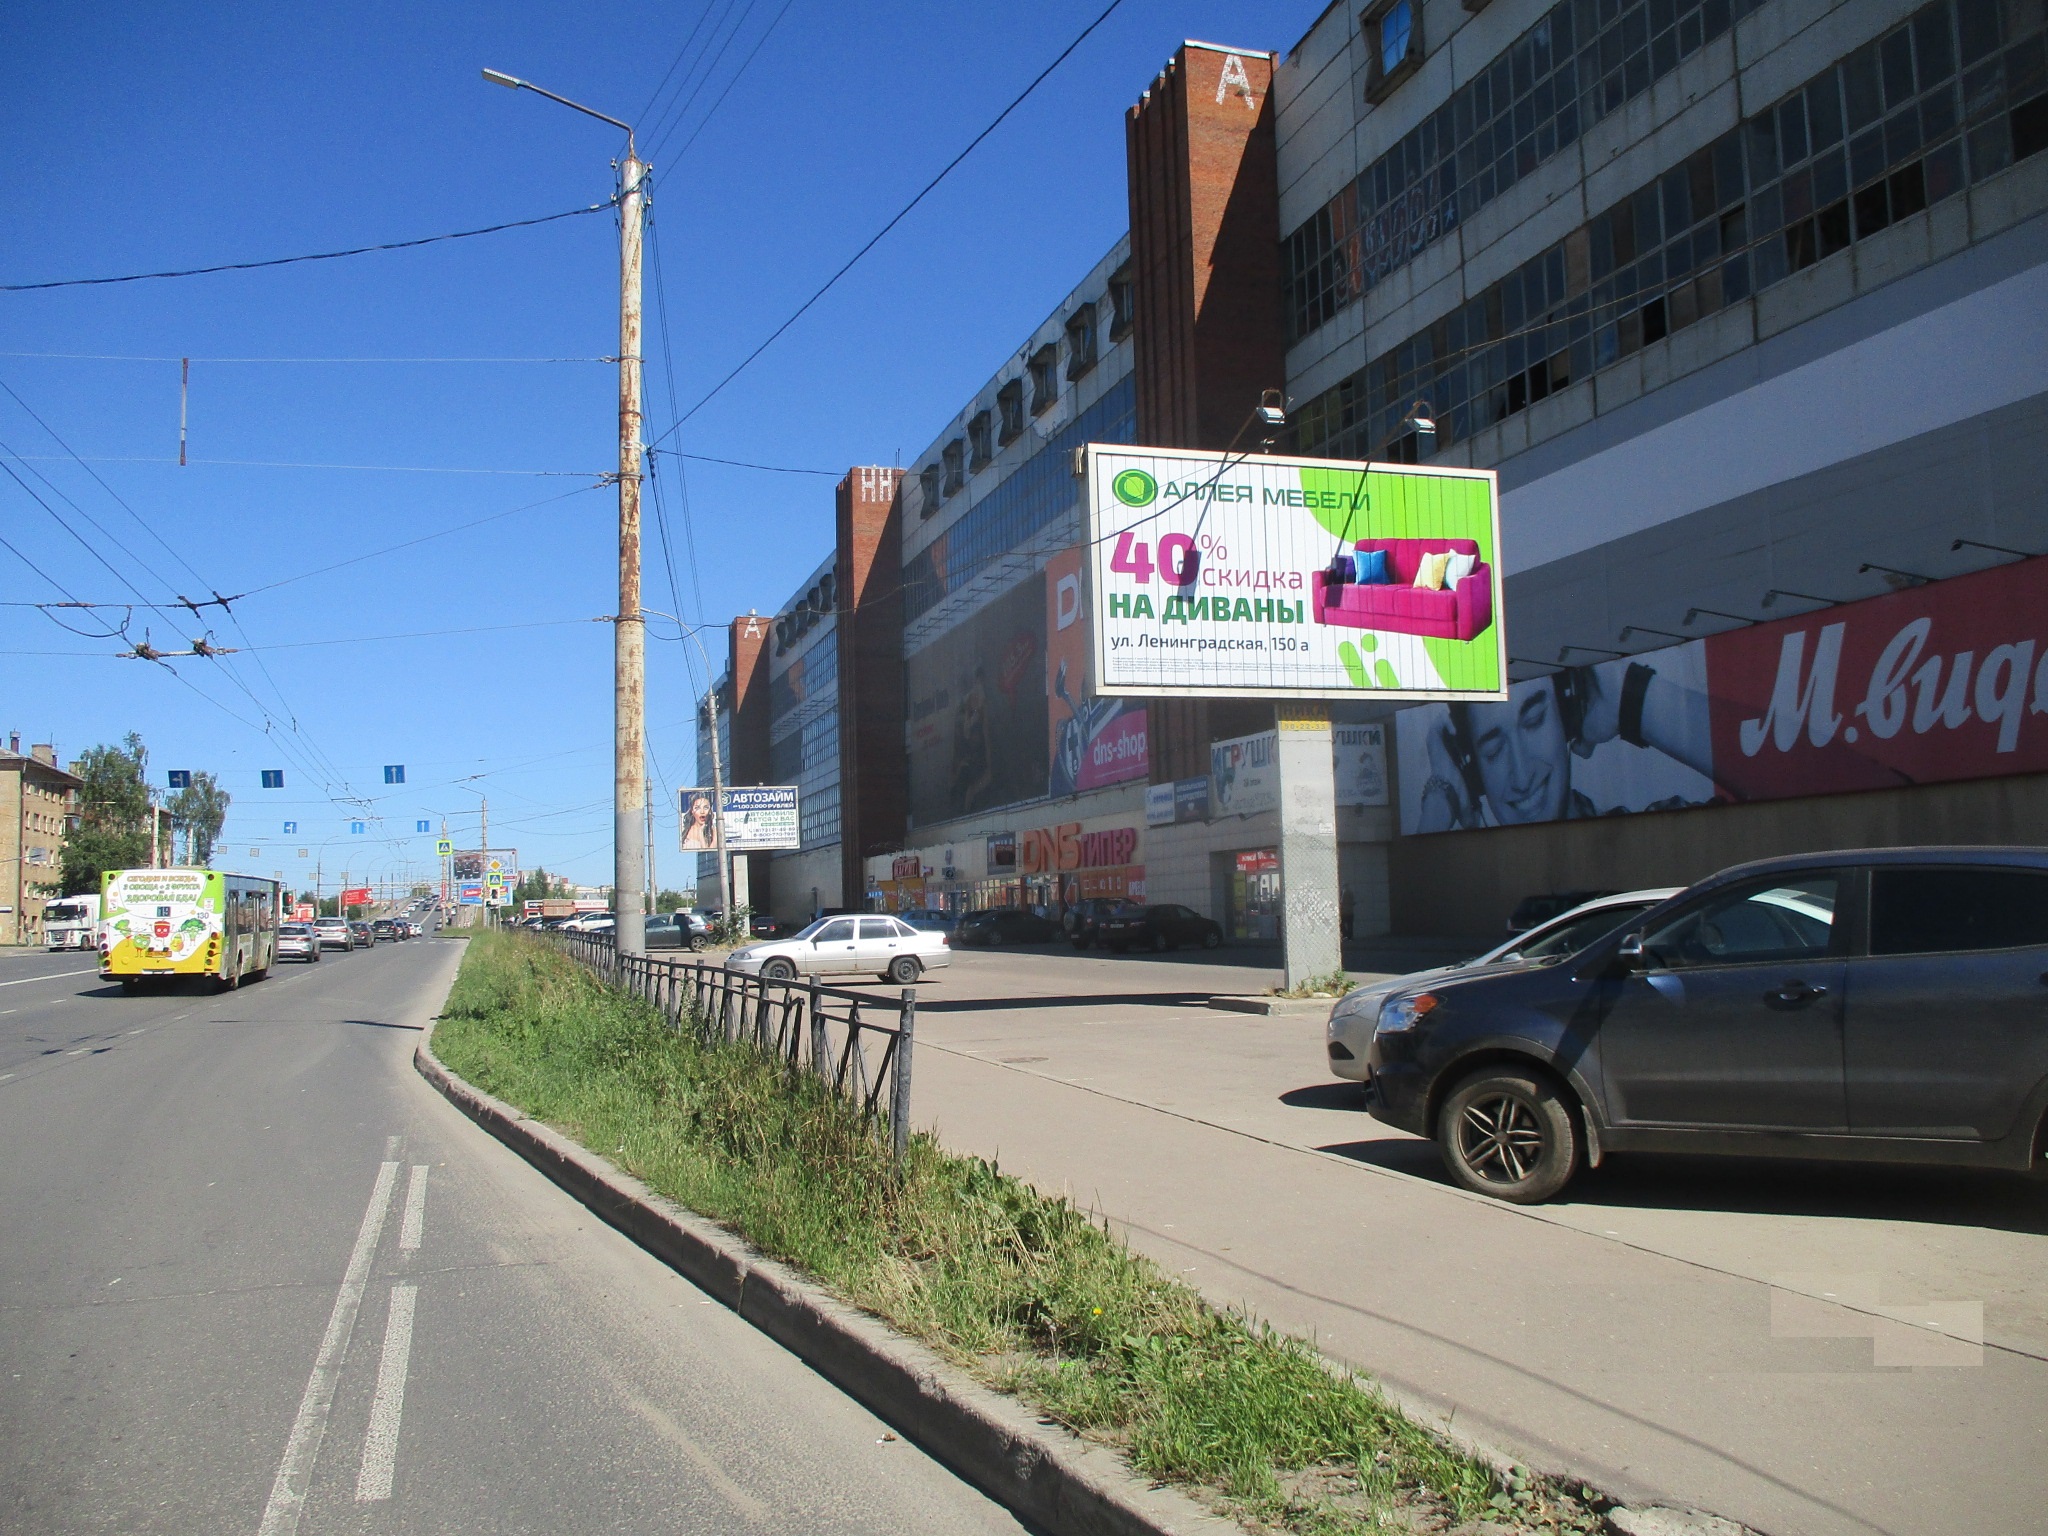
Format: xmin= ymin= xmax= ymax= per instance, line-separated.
xmin=721 ymin=786 xmax=800 ymax=851
xmin=906 ymin=574 xmax=1050 ymax=827
xmin=1334 ymin=723 xmax=1391 ymax=807
xmin=1083 ymin=444 xmax=1505 ymax=701
xmin=452 ymin=850 xmax=517 ymax=883
xmin=1211 ymin=731 xmax=1279 ymax=818
xmin=1396 ymin=555 xmax=2048 ymax=833
xmin=1046 ymin=546 xmax=1148 ymax=797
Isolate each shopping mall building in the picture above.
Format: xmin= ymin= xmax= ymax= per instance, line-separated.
xmin=698 ymin=0 xmax=2048 ymax=939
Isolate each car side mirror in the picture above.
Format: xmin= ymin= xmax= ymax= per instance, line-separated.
xmin=1616 ymin=933 xmax=1647 ymax=969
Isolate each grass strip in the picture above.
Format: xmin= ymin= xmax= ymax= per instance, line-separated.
xmin=431 ymin=931 xmax=1613 ymax=1535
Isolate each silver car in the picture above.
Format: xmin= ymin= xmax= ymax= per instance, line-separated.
xmin=1326 ymin=888 xmax=1681 ymax=1086
xmin=313 ymin=916 xmax=355 ymax=952
xmin=277 ymin=922 xmax=321 ymax=963
xmin=726 ymin=914 xmax=951 ymax=985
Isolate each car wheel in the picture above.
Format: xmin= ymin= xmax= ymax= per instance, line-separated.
xmin=762 ymin=958 xmax=797 ymax=982
xmin=1437 ymin=1067 xmax=1581 ymax=1204
xmin=1071 ymin=936 xmax=1089 ymax=950
xmin=1150 ymin=932 xmax=1170 ymax=953
xmin=1200 ymin=928 xmax=1222 ymax=949
xmin=887 ymin=955 xmax=921 ymax=985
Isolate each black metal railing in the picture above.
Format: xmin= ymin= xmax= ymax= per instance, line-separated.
xmin=551 ymin=931 xmax=916 ymax=1158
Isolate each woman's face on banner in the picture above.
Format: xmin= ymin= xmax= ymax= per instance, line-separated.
xmin=688 ymin=796 xmax=710 ymax=825
xmin=1471 ymin=683 xmax=1571 ymax=824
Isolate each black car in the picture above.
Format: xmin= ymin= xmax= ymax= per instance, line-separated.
xmin=1064 ymin=897 xmax=1137 ymax=949
xmin=954 ymin=907 xmax=1061 ymax=946
xmin=1095 ymin=903 xmax=1224 ymax=954
xmin=372 ymin=918 xmax=404 ymax=942
xmin=1505 ymin=889 xmax=1618 ymax=934
xmin=749 ymin=914 xmax=799 ymax=939
xmin=1366 ymin=848 xmax=2048 ymax=1203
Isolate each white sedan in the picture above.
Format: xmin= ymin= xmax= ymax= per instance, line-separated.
xmin=726 ymin=914 xmax=951 ymax=985
xmin=1326 ymin=888 xmax=1682 ymax=1086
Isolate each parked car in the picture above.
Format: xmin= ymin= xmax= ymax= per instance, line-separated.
xmin=896 ymin=907 xmax=958 ymax=935
xmin=1064 ymin=897 xmax=1137 ymax=949
xmin=1365 ymin=848 xmax=2048 ymax=1204
xmin=313 ymin=916 xmax=354 ymax=952
xmin=1327 ymin=889 xmax=1682 ymax=1087
xmin=1094 ymin=903 xmax=1225 ymax=953
xmin=726 ymin=914 xmax=951 ymax=984
xmin=1505 ymin=889 xmax=1618 ymax=934
xmin=644 ymin=914 xmax=701 ymax=951
xmin=749 ymin=914 xmax=799 ymax=939
xmin=276 ymin=922 xmax=321 ymax=963
xmin=350 ymin=920 xmax=376 ymax=948
xmin=372 ymin=918 xmax=403 ymax=942
xmin=954 ymin=907 xmax=1061 ymax=947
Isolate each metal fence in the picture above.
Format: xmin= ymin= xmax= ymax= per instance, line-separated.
xmin=550 ymin=931 xmax=916 ymax=1158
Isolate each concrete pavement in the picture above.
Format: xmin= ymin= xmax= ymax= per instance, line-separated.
xmin=0 ymin=940 xmax=1030 ymax=1536
xmin=884 ymin=943 xmax=2048 ymax=1536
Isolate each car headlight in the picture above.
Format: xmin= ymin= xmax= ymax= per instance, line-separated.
xmin=1375 ymin=992 xmax=1440 ymax=1036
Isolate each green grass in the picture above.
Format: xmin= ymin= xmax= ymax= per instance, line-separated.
xmin=1268 ymin=970 xmax=1355 ymax=999
xmin=431 ymin=931 xmax=1609 ymax=1535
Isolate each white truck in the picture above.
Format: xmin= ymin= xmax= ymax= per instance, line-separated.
xmin=43 ymin=894 xmax=98 ymax=951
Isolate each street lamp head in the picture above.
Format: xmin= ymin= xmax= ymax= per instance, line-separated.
xmin=481 ymin=68 xmax=523 ymax=89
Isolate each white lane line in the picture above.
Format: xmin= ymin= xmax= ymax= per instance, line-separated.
xmin=0 ymin=967 xmax=100 ymax=988
xmin=354 ymin=1284 xmax=418 ymax=1502
xmin=255 ymin=1160 xmax=400 ymax=1536
xmin=398 ymin=1165 xmax=428 ymax=1251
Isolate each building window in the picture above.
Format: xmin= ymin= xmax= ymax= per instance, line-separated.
xmin=1292 ymin=0 xmax=2044 ymax=466
xmin=1064 ymin=302 xmax=1098 ymax=381
xmin=1363 ymin=0 xmax=1421 ymax=104
xmin=996 ymin=379 xmax=1025 ymax=444
xmin=942 ymin=439 xmax=966 ymax=497
xmin=1107 ymin=266 xmax=1134 ymax=341
xmin=919 ymin=463 xmax=943 ymax=518
xmin=968 ymin=410 xmax=994 ymax=472
xmin=1027 ymin=343 xmax=1060 ymax=415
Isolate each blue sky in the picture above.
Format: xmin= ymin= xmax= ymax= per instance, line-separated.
xmin=2 ymin=0 xmax=1323 ymax=893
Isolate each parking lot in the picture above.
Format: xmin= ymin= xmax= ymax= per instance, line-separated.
xmin=880 ymin=942 xmax=2048 ymax=1536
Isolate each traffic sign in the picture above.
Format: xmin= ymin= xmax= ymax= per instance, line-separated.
xmin=435 ymin=838 xmax=453 ymax=857
xmin=296 ymin=848 xmax=309 ymax=858
xmin=415 ymin=820 xmax=431 ymax=833
xmin=384 ymin=765 xmax=405 ymax=784
xmin=261 ymin=770 xmax=284 ymax=788
xmin=350 ymin=821 xmax=365 ymax=835
xmin=167 ymin=770 xmax=191 ymax=789
xmin=283 ymin=820 xmax=297 ymax=834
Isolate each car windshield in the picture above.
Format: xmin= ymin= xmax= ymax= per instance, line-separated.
xmin=789 ymin=918 xmax=835 ymax=941
xmin=1507 ymin=901 xmax=1661 ymax=962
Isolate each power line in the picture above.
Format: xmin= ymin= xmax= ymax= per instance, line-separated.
xmin=645 ymin=0 xmax=1130 ymax=445
xmin=9 ymin=453 xmax=602 ymax=477
xmin=0 ymin=352 xmax=611 ymax=364
xmin=1 ymin=200 xmax=616 ymax=292
xmin=656 ymin=447 xmax=835 ymax=476
xmin=646 ymin=0 xmax=770 ymax=163
xmin=655 ymin=0 xmax=799 ymax=164
xmin=642 ymin=0 xmax=752 ymax=154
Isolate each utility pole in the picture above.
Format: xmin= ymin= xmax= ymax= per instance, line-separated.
xmin=614 ymin=145 xmax=649 ymax=955
xmin=479 ymin=68 xmax=646 ymax=952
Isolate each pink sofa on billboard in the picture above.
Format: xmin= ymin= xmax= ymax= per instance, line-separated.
xmin=1311 ymin=538 xmax=1493 ymax=642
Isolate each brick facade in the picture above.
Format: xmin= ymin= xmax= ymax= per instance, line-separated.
xmin=835 ymin=467 xmax=906 ymax=905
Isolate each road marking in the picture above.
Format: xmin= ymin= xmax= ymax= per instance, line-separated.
xmin=256 ymin=1160 xmax=400 ymax=1536
xmin=0 ymin=967 xmax=99 ymax=988
xmin=616 ymin=1387 xmax=771 ymax=1523
xmin=399 ymin=1166 xmax=428 ymax=1251
xmin=354 ymin=1284 xmax=418 ymax=1501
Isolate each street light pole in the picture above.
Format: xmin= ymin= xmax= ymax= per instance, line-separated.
xmin=483 ymin=67 xmax=647 ymax=956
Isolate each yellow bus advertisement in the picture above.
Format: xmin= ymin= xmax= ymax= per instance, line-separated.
xmin=99 ymin=867 xmax=279 ymax=991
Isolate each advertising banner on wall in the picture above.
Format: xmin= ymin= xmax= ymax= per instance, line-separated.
xmin=1211 ymin=730 xmax=1280 ymax=818
xmin=1083 ymin=444 xmax=1505 ymax=701
xmin=1045 ymin=546 xmax=1149 ymax=796
xmin=1396 ymin=555 xmax=2048 ymax=834
xmin=907 ymin=574 xmax=1050 ymax=827
xmin=452 ymin=850 xmax=518 ymax=883
xmin=1334 ymin=723 xmax=1391 ymax=807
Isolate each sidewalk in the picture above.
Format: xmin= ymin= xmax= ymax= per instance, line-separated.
xmin=898 ymin=946 xmax=2048 ymax=1536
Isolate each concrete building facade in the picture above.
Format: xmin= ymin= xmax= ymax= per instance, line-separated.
xmin=2 ymin=740 xmax=81 ymax=946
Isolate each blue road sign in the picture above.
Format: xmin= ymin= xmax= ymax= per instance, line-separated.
xmin=383 ymin=765 xmax=405 ymax=784
xmin=415 ymin=820 xmax=431 ymax=833
xmin=283 ymin=820 xmax=298 ymax=834
xmin=167 ymin=770 xmax=191 ymax=789
xmin=350 ymin=821 xmax=365 ymax=835
xmin=261 ymin=769 xmax=284 ymax=788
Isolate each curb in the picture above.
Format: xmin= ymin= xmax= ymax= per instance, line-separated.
xmin=414 ymin=1028 xmax=1245 ymax=1536
xmin=1206 ymin=995 xmax=1332 ymax=1015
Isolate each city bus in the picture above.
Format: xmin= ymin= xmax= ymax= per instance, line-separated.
xmin=42 ymin=894 xmax=98 ymax=951
xmin=99 ymin=867 xmax=280 ymax=991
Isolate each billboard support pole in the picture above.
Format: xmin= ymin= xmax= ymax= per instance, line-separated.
xmin=1276 ymin=703 xmax=1343 ymax=988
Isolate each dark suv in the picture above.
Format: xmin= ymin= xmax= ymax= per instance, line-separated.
xmin=1366 ymin=848 xmax=2048 ymax=1202
xmin=1066 ymin=897 xmax=1137 ymax=949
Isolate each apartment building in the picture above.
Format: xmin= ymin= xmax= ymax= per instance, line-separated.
xmin=2 ymin=738 xmax=82 ymax=946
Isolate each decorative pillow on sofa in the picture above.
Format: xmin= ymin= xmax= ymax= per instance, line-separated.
xmin=1351 ymin=548 xmax=1391 ymax=585
xmin=1443 ymin=549 xmax=1478 ymax=587
xmin=1412 ymin=551 xmax=1452 ymax=591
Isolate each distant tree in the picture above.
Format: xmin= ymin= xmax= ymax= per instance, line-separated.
xmin=656 ymin=888 xmax=691 ymax=912
xmin=166 ymin=770 xmax=230 ymax=866
xmin=61 ymin=733 xmax=153 ymax=895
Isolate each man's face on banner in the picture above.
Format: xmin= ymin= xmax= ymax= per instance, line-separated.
xmin=1471 ymin=682 xmax=1572 ymax=824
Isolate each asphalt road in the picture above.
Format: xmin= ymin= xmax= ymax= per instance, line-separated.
xmin=0 ymin=939 xmax=1031 ymax=1536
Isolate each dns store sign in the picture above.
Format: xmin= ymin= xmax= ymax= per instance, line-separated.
xmin=1019 ymin=824 xmax=1139 ymax=874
